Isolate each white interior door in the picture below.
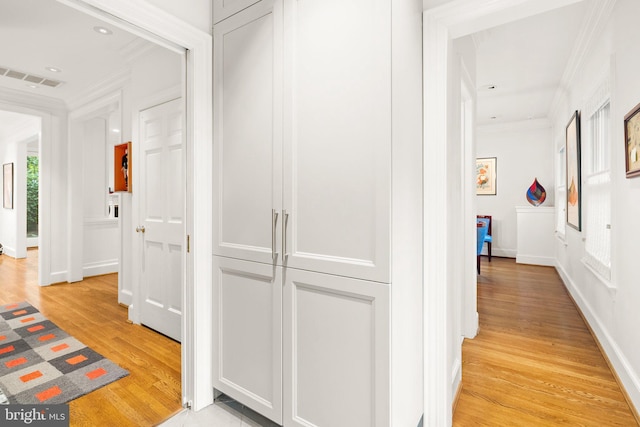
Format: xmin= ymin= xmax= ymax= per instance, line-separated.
xmin=138 ymin=97 xmax=184 ymax=342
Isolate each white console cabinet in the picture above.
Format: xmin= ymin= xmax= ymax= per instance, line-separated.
xmin=516 ymin=206 xmax=556 ymax=266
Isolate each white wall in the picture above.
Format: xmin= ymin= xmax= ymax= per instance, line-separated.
xmin=81 ymin=116 xmax=119 ymax=277
xmin=553 ymin=0 xmax=640 ymax=412
xmin=0 ymin=139 xmax=18 ymax=257
xmin=477 ymin=122 xmax=555 ymax=257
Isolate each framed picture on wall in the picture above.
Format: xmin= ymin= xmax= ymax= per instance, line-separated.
xmin=476 ymin=157 xmax=497 ymax=195
xmin=624 ymin=102 xmax=640 ymax=178
xmin=114 ymin=142 xmax=132 ymax=192
xmin=566 ymin=110 xmax=581 ymax=231
xmin=3 ymin=162 xmax=13 ymax=209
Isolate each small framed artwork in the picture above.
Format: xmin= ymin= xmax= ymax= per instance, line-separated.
xmin=3 ymin=163 xmax=13 ymax=209
xmin=114 ymin=142 xmax=132 ymax=192
xmin=624 ymin=102 xmax=640 ymax=178
xmin=566 ymin=110 xmax=581 ymax=231
xmin=476 ymin=157 xmax=497 ymax=195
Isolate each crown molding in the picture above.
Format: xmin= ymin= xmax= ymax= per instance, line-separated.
xmin=424 ymin=0 xmax=584 ymax=38
xmin=477 ymin=117 xmax=551 ymax=134
xmin=120 ymin=37 xmax=157 ymax=64
xmin=66 ymin=69 xmax=130 ymax=112
xmin=547 ymin=0 xmax=617 ymax=119
xmin=0 ymin=86 xmax=66 ymax=115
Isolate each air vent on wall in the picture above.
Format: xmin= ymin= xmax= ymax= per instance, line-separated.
xmin=0 ymin=66 xmax=63 ymax=88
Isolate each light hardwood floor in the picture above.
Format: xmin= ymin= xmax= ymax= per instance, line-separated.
xmin=453 ymin=257 xmax=638 ymax=426
xmin=0 ymin=249 xmax=182 ymax=426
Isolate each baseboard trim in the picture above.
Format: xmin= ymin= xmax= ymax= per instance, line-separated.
xmin=452 ymin=380 xmax=463 ymax=414
xmin=516 ymin=255 xmax=555 ymax=266
xmin=556 ymin=263 xmax=640 ymax=423
xmin=83 ymin=260 xmax=118 ymax=278
xmin=2 ymin=247 xmax=17 ymax=258
xmin=481 ymin=248 xmax=516 ymax=258
xmin=48 ymin=271 xmax=67 ymax=286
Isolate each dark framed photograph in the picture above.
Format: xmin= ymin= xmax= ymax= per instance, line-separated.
xmin=3 ymin=163 xmax=13 ymax=209
xmin=566 ymin=111 xmax=581 ymax=231
xmin=624 ymin=102 xmax=640 ymax=178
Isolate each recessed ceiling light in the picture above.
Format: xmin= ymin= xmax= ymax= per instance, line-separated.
xmin=93 ymin=26 xmax=113 ymax=35
xmin=26 ymin=84 xmax=38 ymax=89
xmin=112 ymin=128 xmax=121 ymax=133
xmin=45 ymin=67 xmax=62 ymax=73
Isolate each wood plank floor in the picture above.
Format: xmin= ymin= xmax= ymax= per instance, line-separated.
xmin=0 ymin=249 xmax=182 ymax=426
xmin=453 ymin=257 xmax=638 ymax=426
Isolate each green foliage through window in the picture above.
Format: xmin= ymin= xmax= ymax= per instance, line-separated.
xmin=27 ymin=156 xmax=38 ymax=237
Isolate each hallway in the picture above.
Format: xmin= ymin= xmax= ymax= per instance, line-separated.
xmin=0 ymin=250 xmax=182 ymax=426
xmin=453 ymin=257 xmax=638 ymax=426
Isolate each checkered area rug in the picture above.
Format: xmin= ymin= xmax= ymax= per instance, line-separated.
xmin=0 ymin=302 xmax=129 ymax=404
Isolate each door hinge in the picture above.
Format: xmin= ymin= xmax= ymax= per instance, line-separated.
xmin=187 ymin=235 xmax=190 ymax=253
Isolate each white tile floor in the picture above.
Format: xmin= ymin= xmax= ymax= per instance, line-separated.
xmin=159 ymin=395 xmax=280 ymax=427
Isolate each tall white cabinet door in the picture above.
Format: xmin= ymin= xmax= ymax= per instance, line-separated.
xmin=213 ymin=0 xmax=283 ymax=266
xmin=213 ymin=0 xmax=262 ymax=24
xmin=283 ymin=268 xmax=390 ymax=427
xmin=139 ymin=98 xmax=184 ymax=342
xmin=282 ymin=0 xmax=391 ymax=283
xmin=212 ymin=256 xmax=283 ymax=423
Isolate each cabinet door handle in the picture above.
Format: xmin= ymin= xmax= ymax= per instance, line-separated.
xmin=282 ymin=210 xmax=289 ymax=257
xmin=272 ymin=209 xmax=279 ymax=259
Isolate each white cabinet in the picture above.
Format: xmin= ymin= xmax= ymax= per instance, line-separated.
xmin=283 ymin=268 xmax=389 ymax=427
xmin=212 ymin=256 xmax=282 ymax=423
xmin=213 ymin=0 xmax=422 ymax=425
xmin=516 ymin=206 xmax=555 ymax=266
xmin=281 ymin=0 xmax=391 ymax=283
xmin=213 ymin=0 xmax=390 ymax=284
xmin=213 ymin=0 xmax=283 ymax=267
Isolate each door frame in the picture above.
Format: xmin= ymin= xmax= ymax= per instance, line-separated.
xmin=57 ymin=0 xmax=214 ymax=411
xmin=0 ymin=96 xmax=59 ymax=286
xmin=422 ymin=0 xmax=584 ymax=424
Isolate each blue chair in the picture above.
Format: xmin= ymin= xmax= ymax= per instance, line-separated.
xmin=477 ymin=215 xmax=492 ymax=262
xmin=477 ymin=219 xmax=489 ymax=274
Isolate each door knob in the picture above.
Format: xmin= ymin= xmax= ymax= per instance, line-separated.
xmin=136 ymin=226 xmax=146 ymax=233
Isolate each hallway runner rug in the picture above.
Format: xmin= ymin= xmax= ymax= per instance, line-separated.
xmin=0 ymin=301 xmax=129 ymax=404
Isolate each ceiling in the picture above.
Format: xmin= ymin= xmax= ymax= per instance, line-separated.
xmin=474 ymin=0 xmax=592 ymax=127
xmin=0 ymin=0 xmax=149 ymax=105
xmin=0 ymin=0 xmax=591 ymax=131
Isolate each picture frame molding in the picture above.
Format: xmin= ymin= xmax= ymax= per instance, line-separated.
xmin=624 ymin=101 xmax=640 ymax=178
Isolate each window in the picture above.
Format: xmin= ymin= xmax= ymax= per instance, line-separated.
xmin=27 ymin=155 xmax=39 ymax=238
xmin=583 ymin=101 xmax=611 ymax=281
